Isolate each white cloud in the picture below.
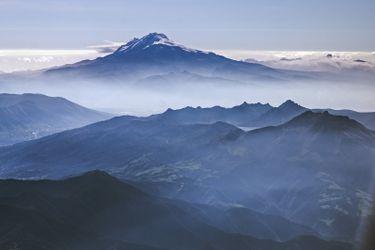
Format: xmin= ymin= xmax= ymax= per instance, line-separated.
xmin=87 ymin=40 xmax=124 ymax=53
xmin=0 ymin=49 xmax=101 ymax=73
xmin=214 ymin=50 xmax=375 ymax=73
xmin=0 ymin=41 xmax=126 ymax=72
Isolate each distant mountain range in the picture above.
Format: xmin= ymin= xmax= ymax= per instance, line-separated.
xmin=0 ymin=105 xmax=373 ymax=242
xmin=152 ymin=99 xmax=375 ymax=130
xmin=44 ymin=33 xmax=310 ymax=84
xmin=0 ymin=93 xmax=111 ymax=145
xmin=0 ymin=170 xmax=353 ymax=250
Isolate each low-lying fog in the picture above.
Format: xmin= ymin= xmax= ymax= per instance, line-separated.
xmin=0 ymin=78 xmax=374 ymax=115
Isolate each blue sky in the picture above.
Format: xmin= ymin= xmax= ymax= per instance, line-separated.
xmin=0 ymin=0 xmax=374 ymax=51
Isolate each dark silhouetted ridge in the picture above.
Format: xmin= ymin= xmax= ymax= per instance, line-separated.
xmin=285 ymin=111 xmax=372 ymax=134
xmin=0 ymin=171 xmax=354 ymax=250
xmin=278 ymin=99 xmax=305 ymax=111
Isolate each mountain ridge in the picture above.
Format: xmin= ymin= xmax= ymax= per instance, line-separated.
xmin=0 ymin=171 xmax=353 ymax=250
xmin=0 ymin=93 xmax=112 ymax=145
xmin=152 ymin=100 xmax=375 ymax=130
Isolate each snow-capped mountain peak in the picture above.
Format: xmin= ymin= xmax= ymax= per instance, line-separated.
xmin=114 ymin=32 xmax=203 ymax=54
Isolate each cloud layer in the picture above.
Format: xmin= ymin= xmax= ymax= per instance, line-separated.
xmin=0 ymin=49 xmax=100 ymax=73
xmin=216 ymin=50 xmax=375 ymax=73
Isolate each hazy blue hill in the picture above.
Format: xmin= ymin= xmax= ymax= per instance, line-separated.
xmin=0 ymin=171 xmax=353 ymax=250
xmin=131 ymin=111 xmax=375 ymax=242
xmin=313 ymin=108 xmax=375 ymax=130
xmin=0 ymin=117 xmax=244 ymax=179
xmin=0 ymin=93 xmax=111 ymax=145
xmin=230 ymin=111 xmax=375 ymax=239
